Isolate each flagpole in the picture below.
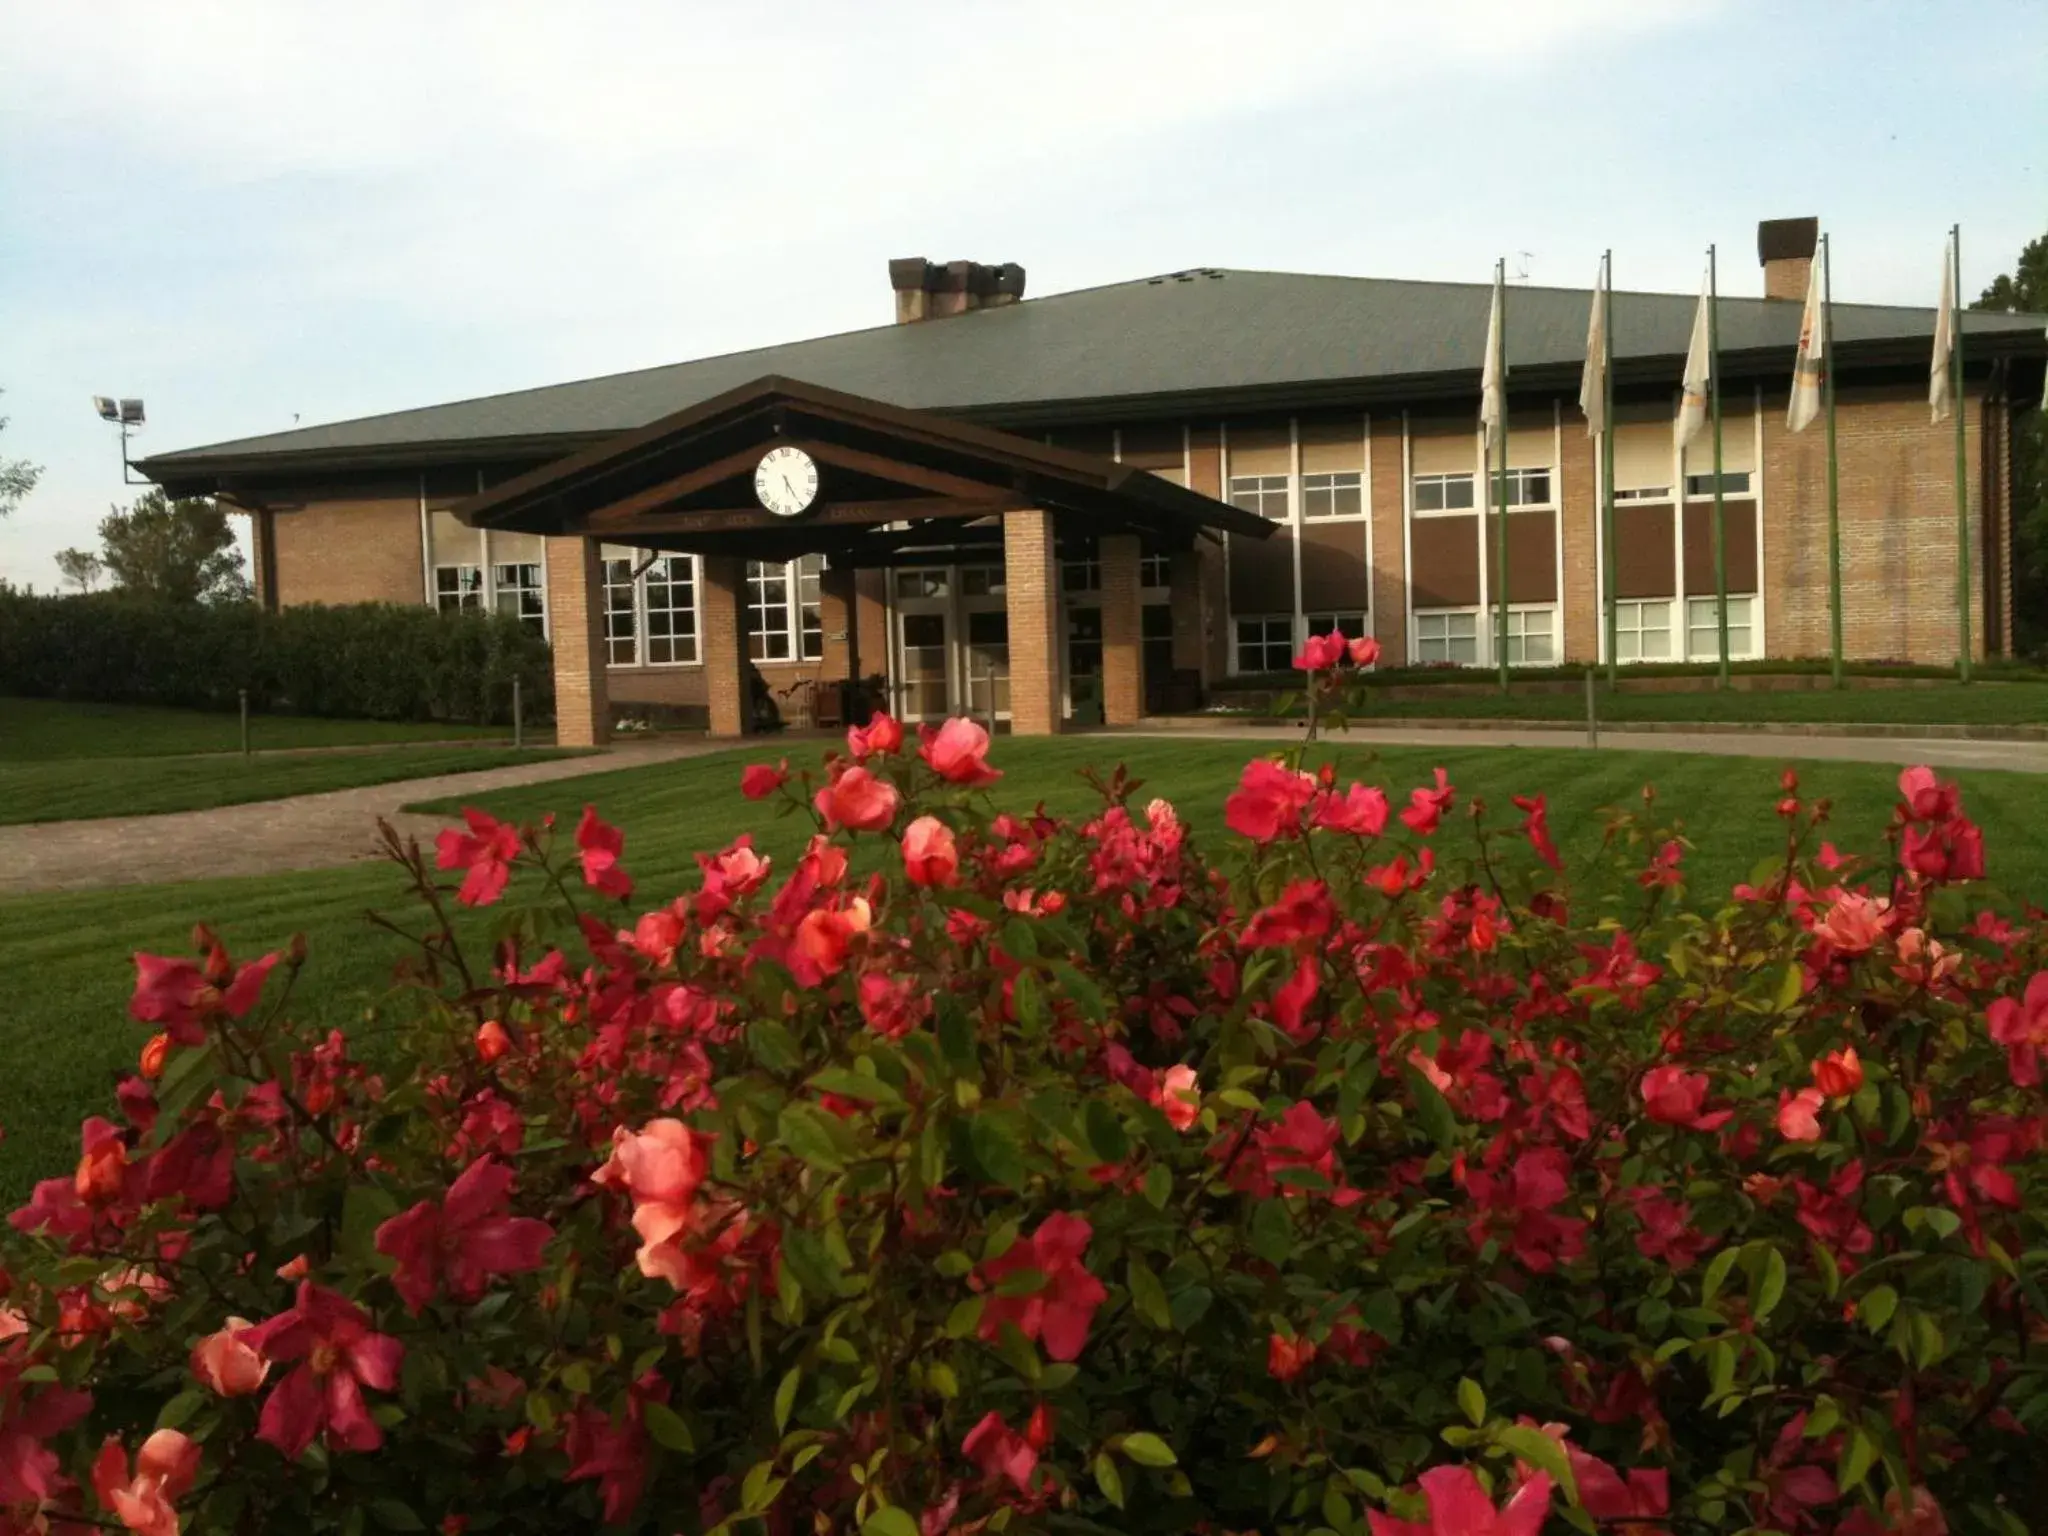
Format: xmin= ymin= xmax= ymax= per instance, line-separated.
xmin=1708 ymin=244 xmax=1729 ymax=687
xmin=1495 ymin=257 xmax=1511 ymax=694
xmin=1602 ymin=250 xmax=1618 ymax=691
xmin=1823 ymin=234 xmax=1843 ymax=688
xmin=1952 ymin=224 xmax=1973 ymax=683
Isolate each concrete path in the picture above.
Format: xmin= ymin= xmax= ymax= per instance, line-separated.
xmin=1116 ymin=722 xmax=2048 ymax=775
xmin=0 ymin=739 xmax=728 ymax=897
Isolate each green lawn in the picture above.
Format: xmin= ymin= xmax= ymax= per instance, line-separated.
xmin=0 ymin=695 xmax=514 ymax=760
xmin=0 ymin=746 xmax=578 ymax=825
xmin=4 ymin=738 xmax=2044 ymax=1202
xmin=1223 ymin=678 xmax=2048 ymax=727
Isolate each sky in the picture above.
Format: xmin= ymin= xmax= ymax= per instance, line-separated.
xmin=2 ymin=0 xmax=2043 ymax=589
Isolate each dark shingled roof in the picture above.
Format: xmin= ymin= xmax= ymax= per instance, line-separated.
xmin=141 ymin=267 xmax=2048 ymax=475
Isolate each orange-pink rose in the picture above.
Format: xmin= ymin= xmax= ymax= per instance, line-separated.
xmin=813 ymin=766 xmax=900 ymax=832
xmin=191 ymin=1317 xmax=269 ymax=1397
xmin=901 ymin=816 xmax=959 ymax=887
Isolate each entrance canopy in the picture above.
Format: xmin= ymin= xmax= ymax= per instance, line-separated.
xmin=453 ymin=375 xmax=1271 ymax=564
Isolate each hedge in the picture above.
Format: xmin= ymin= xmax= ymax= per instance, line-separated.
xmin=0 ymin=591 xmax=552 ymax=725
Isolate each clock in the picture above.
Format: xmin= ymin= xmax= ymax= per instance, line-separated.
xmin=754 ymin=446 xmax=820 ymax=518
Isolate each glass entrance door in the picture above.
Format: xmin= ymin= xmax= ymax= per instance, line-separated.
xmin=965 ymin=610 xmax=1009 ymax=721
xmin=897 ymin=610 xmax=951 ymax=722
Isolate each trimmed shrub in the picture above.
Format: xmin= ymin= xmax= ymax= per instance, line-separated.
xmin=0 ymin=590 xmax=550 ymax=725
xmin=1 ymin=707 xmax=2044 ymax=1533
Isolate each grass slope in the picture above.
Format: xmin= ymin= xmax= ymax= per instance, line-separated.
xmin=5 ymin=738 xmax=2044 ymax=1202
xmin=0 ymin=747 xmax=577 ymax=825
xmin=0 ymin=695 xmax=512 ymax=761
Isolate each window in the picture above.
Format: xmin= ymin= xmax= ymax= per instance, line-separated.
xmin=1412 ymin=472 xmax=1476 ymax=512
xmin=1139 ymin=552 xmax=1173 ymax=590
xmin=1062 ymin=559 xmax=1101 ymax=594
xmin=643 ymin=557 xmax=697 ymax=664
xmin=1489 ymin=466 xmax=1552 ymax=508
xmin=492 ymin=563 xmax=544 ymax=631
xmin=1501 ymin=606 xmax=1556 ymax=665
xmin=1302 ymin=471 xmax=1363 ymax=520
xmin=1303 ymin=613 xmax=1368 ymax=642
xmin=603 ymin=557 xmax=640 ymax=665
xmin=1684 ymin=470 xmax=1752 ymax=497
xmin=746 ymin=561 xmax=793 ymax=662
xmin=1416 ymin=609 xmax=1480 ymax=664
xmin=961 ymin=565 xmax=1006 ymax=598
xmin=1686 ymin=595 xmax=1755 ymax=660
xmin=796 ymin=555 xmax=823 ymax=661
xmin=1229 ymin=474 xmax=1290 ymax=521
xmin=1235 ymin=616 xmax=1294 ymax=673
xmin=434 ymin=565 xmax=482 ymax=612
xmin=1613 ymin=599 xmax=1674 ymax=661
xmin=1613 ymin=485 xmax=1671 ymax=503
xmin=895 ymin=569 xmax=949 ymax=600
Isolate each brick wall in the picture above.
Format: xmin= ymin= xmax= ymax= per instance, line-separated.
xmin=607 ymin=667 xmax=708 ymax=709
xmin=1760 ymin=385 xmax=1987 ymax=663
xmin=1003 ymin=509 xmax=1060 ymax=735
xmin=1099 ymin=533 xmax=1143 ymax=724
xmin=1558 ymin=418 xmax=1600 ymax=662
xmin=700 ymin=556 xmax=749 ymax=737
xmin=271 ymin=491 xmax=422 ymax=606
xmin=543 ymin=536 xmax=608 ymax=746
xmin=1369 ymin=415 xmax=1408 ymax=666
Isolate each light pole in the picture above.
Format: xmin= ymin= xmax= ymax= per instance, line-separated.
xmin=91 ymin=396 xmax=148 ymax=485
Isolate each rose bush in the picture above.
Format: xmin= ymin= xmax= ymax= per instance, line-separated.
xmin=2 ymin=688 xmax=2046 ymax=1534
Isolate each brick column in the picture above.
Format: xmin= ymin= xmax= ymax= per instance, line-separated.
xmin=544 ymin=536 xmax=609 ymax=747
xmin=1003 ymin=509 xmax=1061 ymax=736
xmin=701 ymin=555 xmax=751 ymax=738
xmin=1369 ymin=415 xmax=1408 ymax=667
xmin=1169 ymin=549 xmax=1206 ymax=681
xmin=1100 ymin=533 xmax=1144 ymax=725
xmin=1558 ymin=419 xmax=1599 ymax=663
xmin=819 ymin=561 xmax=856 ymax=683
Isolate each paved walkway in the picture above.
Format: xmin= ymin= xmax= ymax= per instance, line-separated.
xmin=1119 ymin=722 xmax=2048 ymax=774
xmin=0 ymin=740 xmax=725 ymax=897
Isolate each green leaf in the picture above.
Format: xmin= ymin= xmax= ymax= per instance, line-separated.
xmin=1457 ymin=1377 xmax=1487 ymax=1428
xmin=1701 ymin=1247 xmax=1740 ymax=1306
xmin=1401 ymin=1066 xmax=1459 ymax=1152
xmin=1168 ymin=1284 xmax=1213 ymax=1333
xmin=1908 ymin=1205 xmax=1963 ymax=1241
xmin=779 ymin=1226 xmax=846 ymax=1302
xmin=643 ymin=1400 xmax=695 ymax=1453
xmin=1012 ymin=969 xmax=1046 ymax=1033
xmin=1837 ymin=1425 xmax=1878 ymax=1493
xmin=778 ymin=1103 xmax=853 ymax=1174
xmin=1859 ymin=1284 xmax=1899 ymax=1333
xmin=1127 ymin=1259 xmax=1172 ymax=1330
xmin=1360 ymin=1288 xmax=1404 ymax=1346
xmin=1496 ymin=1425 xmax=1578 ymax=1504
xmin=964 ymin=1113 xmax=1026 ymax=1189
xmin=1083 ymin=1099 xmax=1130 ymax=1164
xmin=1093 ymin=1451 xmax=1127 ymax=1509
xmin=151 ymin=1041 xmax=221 ymax=1140
xmin=340 ymin=1183 xmax=403 ymax=1270
xmin=156 ymin=1390 xmax=207 ymax=1431
xmin=774 ymin=1367 xmax=801 ymax=1433
xmin=1121 ymin=1432 xmax=1178 ymax=1468
xmin=1772 ymin=962 xmax=1803 ymax=1014
xmin=369 ymin=1500 xmax=425 ymax=1532
xmin=747 ymin=1018 xmax=803 ymax=1074
xmin=1249 ymin=1199 xmax=1294 ymax=1265
xmin=806 ymin=1068 xmax=900 ymax=1106
xmin=1754 ymin=1247 xmax=1789 ymax=1323
xmin=1049 ymin=960 xmax=1107 ymax=1023
xmin=863 ymin=1510 xmax=919 ymax=1536
xmin=1142 ymin=1164 xmax=1173 ymax=1210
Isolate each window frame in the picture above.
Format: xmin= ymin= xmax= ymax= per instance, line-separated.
xmin=1300 ymin=470 xmax=1365 ymax=522
xmin=1227 ymin=473 xmax=1291 ymax=522
xmin=1682 ymin=470 xmax=1753 ymax=499
xmin=1410 ymin=471 xmax=1477 ymax=516
xmin=1612 ymin=598 xmax=1675 ymax=663
xmin=433 ymin=564 xmax=483 ymax=613
xmin=1500 ymin=603 xmax=1558 ymax=666
xmin=490 ymin=561 xmax=546 ymax=631
xmin=1414 ymin=607 xmax=1482 ymax=665
xmin=1685 ymin=595 xmax=1756 ymax=661
xmin=603 ymin=552 xmax=702 ymax=669
xmin=1233 ymin=615 xmax=1295 ymax=674
xmin=1488 ymin=465 xmax=1554 ymax=510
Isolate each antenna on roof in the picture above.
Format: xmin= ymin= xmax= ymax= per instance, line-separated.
xmin=1511 ymin=252 xmax=1534 ymax=285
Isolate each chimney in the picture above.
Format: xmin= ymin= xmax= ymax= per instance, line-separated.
xmin=888 ymin=258 xmax=1026 ymax=323
xmin=1758 ymin=217 xmax=1819 ymax=301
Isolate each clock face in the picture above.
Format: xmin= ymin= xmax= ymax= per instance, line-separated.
xmin=754 ymin=446 xmax=820 ymax=518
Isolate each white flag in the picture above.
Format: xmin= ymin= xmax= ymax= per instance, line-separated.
xmin=1674 ymin=268 xmax=1712 ymax=449
xmin=1579 ymin=262 xmax=1608 ymax=437
xmin=1480 ymin=268 xmax=1506 ymax=449
xmin=1930 ymin=234 xmax=1956 ymax=423
xmin=1787 ymin=251 xmax=1828 ymax=433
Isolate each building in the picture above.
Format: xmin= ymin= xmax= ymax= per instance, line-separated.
xmin=141 ymin=219 xmax=2048 ymax=745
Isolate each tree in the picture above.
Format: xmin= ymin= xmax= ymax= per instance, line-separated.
xmin=0 ymin=389 xmax=42 ymax=519
xmin=54 ymin=547 xmax=104 ymax=593
xmin=96 ymin=488 xmax=251 ymax=605
xmin=1973 ymin=233 xmax=2047 ymax=656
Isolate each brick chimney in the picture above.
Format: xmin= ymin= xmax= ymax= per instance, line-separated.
xmin=889 ymin=258 xmax=1026 ymax=323
xmin=1758 ymin=217 xmax=1819 ymax=301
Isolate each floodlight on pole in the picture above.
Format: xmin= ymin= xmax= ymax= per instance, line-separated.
xmin=89 ymin=393 xmax=148 ymax=484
